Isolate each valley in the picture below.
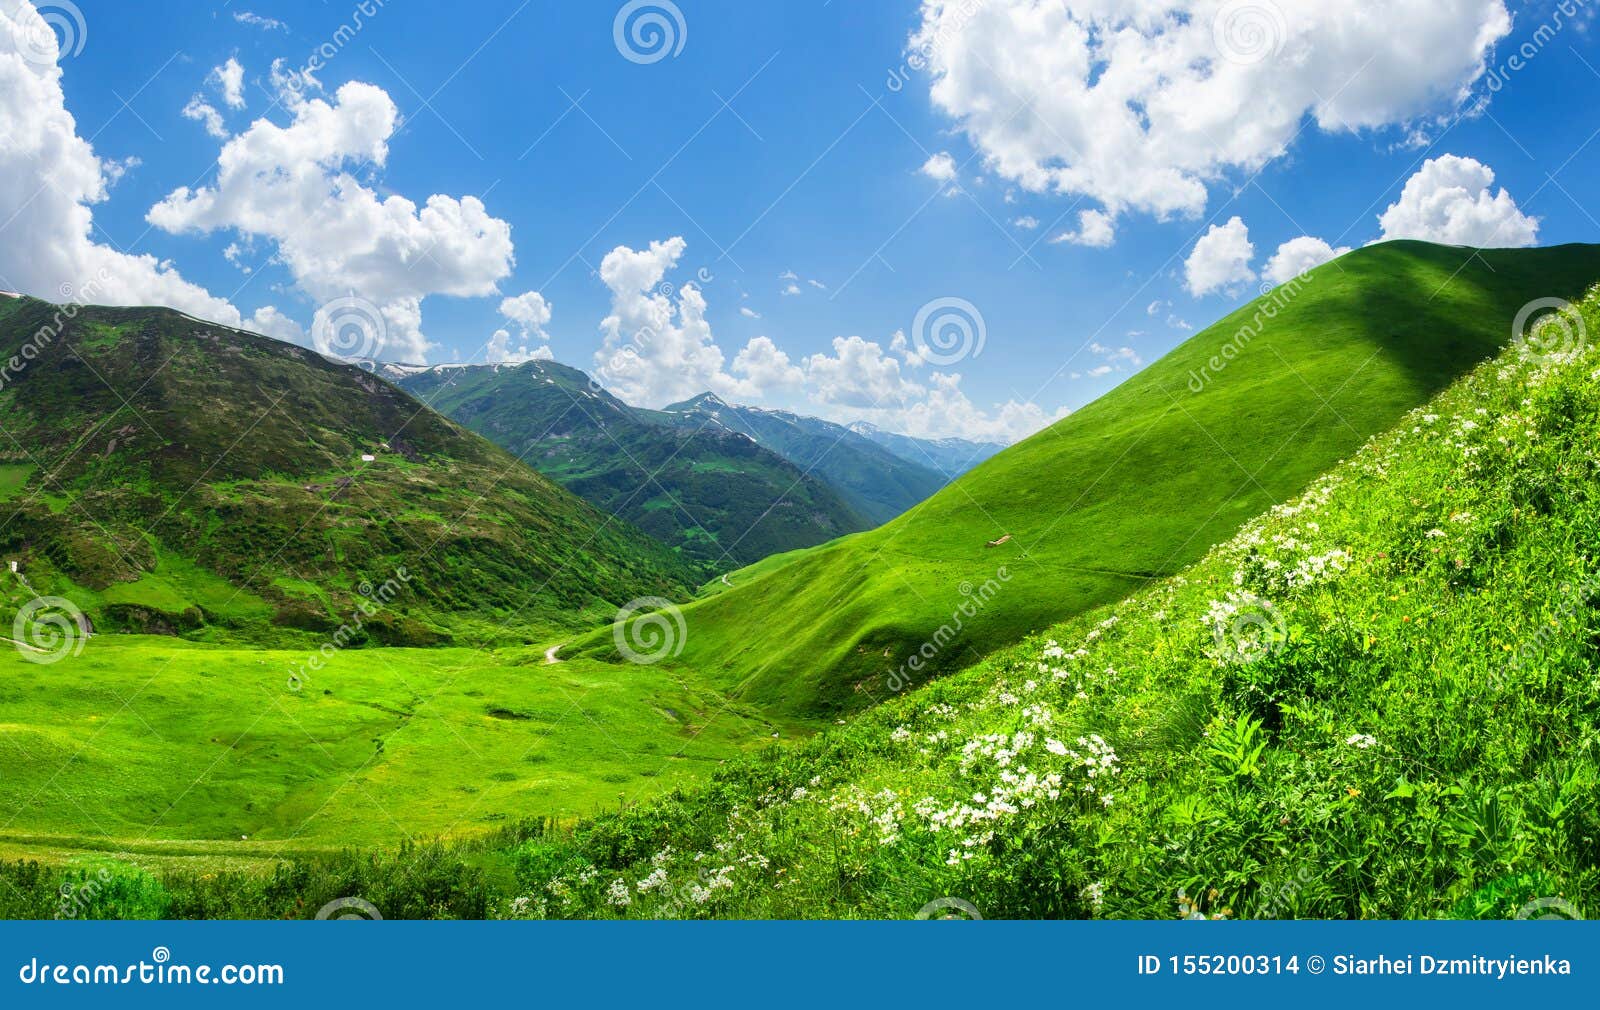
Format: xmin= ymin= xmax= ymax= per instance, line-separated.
xmin=1 ymin=241 xmax=1598 ymax=921
xmin=0 ymin=635 xmax=783 ymax=856
xmin=3 ymin=0 xmax=1598 ymax=953
xmin=393 ymin=362 xmax=893 ymax=572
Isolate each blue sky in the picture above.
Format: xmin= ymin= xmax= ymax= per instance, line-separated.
xmin=3 ymin=0 xmax=1599 ymax=442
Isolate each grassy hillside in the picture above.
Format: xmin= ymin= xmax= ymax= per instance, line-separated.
xmin=503 ymin=289 xmax=1600 ymax=919
xmin=651 ymin=394 xmax=949 ymax=526
xmin=13 ymin=281 xmax=1592 ymax=920
xmin=573 ymin=241 xmax=1600 ymax=717
xmin=0 ymin=300 xmax=693 ymax=643
xmin=396 ymin=362 xmax=868 ymax=571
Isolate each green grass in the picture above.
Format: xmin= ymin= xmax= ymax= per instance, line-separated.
xmin=571 ymin=241 xmax=1600 ymax=719
xmin=498 ymin=287 xmax=1600 ymax=920
xmin=0 ymin=301 xmax=697 ymax=645
xmin=0 ymin=636 xmax=787 ymax=862
xmin=2 ymin=259 xmax=1597 ymax=921
xmin=93 ymin=549 xmax=276 ymax=627
xmin=0 ymin=463 xmax=34 ymax=501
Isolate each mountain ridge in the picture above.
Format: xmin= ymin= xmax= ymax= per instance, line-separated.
xmin=574 ymin=240 xmax=1600 ymax=717
xmin=846 ymin=420 xmax=1004 ymax=481
xmin=393 ymin=360 xmax=871 ymax=571
xmin=0 ymin=298 xmax=694 ymax=643
xmin=651 ymin=394 xmax=950 ymax=525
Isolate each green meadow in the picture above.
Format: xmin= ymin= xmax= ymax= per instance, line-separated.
xmin=0 ymin=637 xmax=782 ymax=864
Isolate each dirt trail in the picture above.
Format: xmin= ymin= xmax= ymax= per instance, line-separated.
xmin=543 ymin=645 xmax=562 ymax=664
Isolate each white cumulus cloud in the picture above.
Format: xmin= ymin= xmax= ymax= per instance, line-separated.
xmin=1263 ymin=236 xmax=1351 ymax=285
xmin=182 ymin=58 xmax=247 ymax=139
xmin=181 ymin=97 xmax=227 ymax=139
xmin=803 ymin=336 xmax=1064 ymax=443
xmin=484 ymin=291 xmax=553 ymax=364
xmin=730 ymin=336 xmax=803 ymax=395
xmin=912 ymin=0 xmax=1512 ymax=236
xmin=213 ymin=57 xmax=246 ymax=110
xmin=499 ymin=291 xmax=552 ymax=340
xmin=592 ymin=238 xmax=739 ymax=406
xmin=889 ymin=329 xmax=926 ymax=368
xmin=0 ymin=3 xmax=287 ymax=333
xmin=587 ymin=240 xmax=1064 ymax=442
xmin=891 ymin=371 xmax=1070 ymax=444
xmin=804 ymin=335 xmax=926 ymax=410
xmin=486 ymin=328 xmax=553 ymax=365
xmin=148 ymin=79 xmax=516 ymax=362
xmin=920 ymin=151 xmax=958 ymax=183
xmin=1050 ymin=208 xmax=1115 ymax=248
xmin=1185 ymin=216 xmax=1256 ymax=297
xmin=1376 ymin=154 xmax=1538 ymax=248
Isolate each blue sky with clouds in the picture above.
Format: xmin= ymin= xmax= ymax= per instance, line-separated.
xmin=3 ymin=0 xmax=1598 ymax=442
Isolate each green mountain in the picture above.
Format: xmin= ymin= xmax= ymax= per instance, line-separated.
xmin=509 ymin=285 xmax=1600 ymax=921
xmin=652 ymin=394 xmax=949 ymax=525
xmin=393 ymin=362 xmax=868 ymax=571
xmin=574 ymin=240 xmax=1600 ymax=717
xmin=0 ymin=298 xmax=693 ymax=644
xmin=14 ymin=280 xmax=1596 ymax=919
xmin=846 ymin=421 xmax=1004 ymax=480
